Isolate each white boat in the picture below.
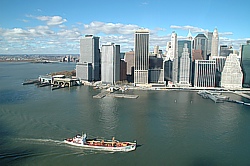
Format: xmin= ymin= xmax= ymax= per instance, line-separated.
xmin=244 ymin=102 xmax=250 ymax=106
xmin=64 ymin=133 xmax=137 ymax=152
xmin=235 ymin=100 xmax=244 ymax=104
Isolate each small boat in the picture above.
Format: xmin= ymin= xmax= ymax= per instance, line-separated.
xmin=235 ymin=100 xmax=244 ymax=104
xmin=64 ymin=133 xmax=137 ymax=152
xmin=244 ymin=103 xmax=250 ymax=106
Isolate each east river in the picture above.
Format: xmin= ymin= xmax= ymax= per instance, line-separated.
xmin=1 ymin=62 xmax=250 ymax=165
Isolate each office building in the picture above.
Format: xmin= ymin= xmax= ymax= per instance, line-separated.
xmin=221 ymin=53 xmax=243 ymax=89
xmin=166 ymin=31 xmax=177 ymax=61
xmin=194 ymin=60 xmax=216 ymax=87
xmin=76 ymin=35 xmax=100 ymax=81
xmin=178 ymin=42 xmax=191 ymax=86
xmin=241 ymin=41 xmax=250 ymax=87
xmin=220 ymin=45 xmax=233 ymax=57
xmin=211 ymin=28 xmax=219 ymax=57
xmin=168 ymin=32 xmax=178 ymax=84
xmin=134 ymin=29 xmax=149 ymax=85
xmin=120 ymin=59 xmax=127 ymax=82
xmin=124 ymin=51 xmax=134 ymax=83
xmin=149 ymin=56 xmax=164 ymax=83
xmin=101 ymin=43 xmax=120 ymax=85
xmin=164 ymin=60 xmax=172 ymax=83
xmin=205 ymin=31 xmax=213 ymax=57
xmin=193 ymin=34 xmax=208 ymax=60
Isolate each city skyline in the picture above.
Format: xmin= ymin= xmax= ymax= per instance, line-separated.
xmin=0 ymin=0 xmax=250 ymax=54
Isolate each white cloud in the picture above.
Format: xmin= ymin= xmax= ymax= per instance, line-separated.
xmin=170 ymin=25 xmax=209 ymax=33
xmin=27 ymin=15 xmax=67 ymax=26
xmin=0 ymin=21 xmax=249 ymax=54
xmin=83 ymin=21 xmax=140 ymax=35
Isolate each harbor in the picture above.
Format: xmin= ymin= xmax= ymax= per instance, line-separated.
xmin=197 ymin=90 xmax=250 ymax=106
xmin=197 ymin=90 xmax=230 ymax=103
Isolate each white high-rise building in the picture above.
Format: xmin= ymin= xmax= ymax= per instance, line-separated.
xmin=211 ymin=28 xmax=219 ymax=57
xmin=179 ymin=43 xmax=191 ymax=86
xmin=166 ymin=31 xmax=177 ymax=61
xmin=101 ymin=43 xmax=120 ymax=85
xmin=169 ymin=32 xmax=178 ymax=84
xmin=134 ymin=29 xmax=149 ymax=85
xmin=221 ymin=53 xmax=243 ymax=89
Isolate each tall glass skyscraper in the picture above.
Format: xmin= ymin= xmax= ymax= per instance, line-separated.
xmin=76 ymin=35 xmax=100 ymax=82
xmin=241 ymin=41 xmax=250 ymax=87
xmin=134 ymin=29 xmax=149 ymax=85
xmin=193 ymin=34 xmax=208 ymax=60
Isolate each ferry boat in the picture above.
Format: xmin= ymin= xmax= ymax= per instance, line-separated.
xmin=64 ymin=133 xmax=137 ymax=152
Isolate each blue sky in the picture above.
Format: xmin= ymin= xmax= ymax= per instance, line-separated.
xmin=0 ymin=0 xmax=249 ymax=54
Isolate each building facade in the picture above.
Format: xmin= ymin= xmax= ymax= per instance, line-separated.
xmin=166 ymin=31 xmax=177 ymax=61
xmin=178 ymin=42 xmax=191 ymax=86
xmin=221 ymin=53 xmax=243 ymax=89
xmin=220 ymin=45 xmax=233 ymax=57
xmin=193 ymin=34 xmax=208 ymax=60
xmin=169 ymin=32 xmax=178 ymax=84
xmin=134 ymin=29 xmax=149 ymax=85
xmin=205 ymin=31 xmax=213 ymax=57
xmin=211 ymin=28 xmax=219 ymax=57
xmin=194 ymin=60 xmax=216 ymax=87
xmin=76 ymin=35 xmax=100 ymax=81
xmin=101 ymin=43 xmax=120 ymax=85
xmin=241 ymin=41 xmax=250 ymax=87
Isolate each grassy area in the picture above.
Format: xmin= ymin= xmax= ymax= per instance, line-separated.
xmin=50 ymin=70 xmax=76 ymax=77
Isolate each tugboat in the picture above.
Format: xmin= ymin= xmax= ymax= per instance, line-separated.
xmin=64 ymin=133 xmax=137 ymax=152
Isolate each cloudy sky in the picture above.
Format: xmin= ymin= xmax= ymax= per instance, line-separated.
xmin=0 ymin=0 xmax=249 ymax=54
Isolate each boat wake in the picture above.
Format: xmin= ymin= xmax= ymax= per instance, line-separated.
xmin=15 ymin=138 xmax=64 ymax=145
xmin=14 ymin=138 xmax=114 ymax=155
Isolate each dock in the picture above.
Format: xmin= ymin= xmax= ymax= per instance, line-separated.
xmin=93 ymin=91 xmax=110 ymax=99
xmin=107 ymin=94 xmax=139 ymax=99
xmin=22 ymin=79 xmax=39 ymax=85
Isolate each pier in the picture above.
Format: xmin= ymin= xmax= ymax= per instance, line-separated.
xmin=107 ymin=94 xmax=139 ymax=99
xmin=93 ymin=91 xmax=110 ymax=99
xmin=93 ymin=92 xmax=139 ymax=99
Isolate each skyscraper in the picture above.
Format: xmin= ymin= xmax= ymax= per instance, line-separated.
xmin=134 ymin=29 xmax=149 ymax=85
xmin=178 ymin=42 xmax=191 ymax=86
xmin=205 ymin=31 xmax=213 ymax=57
xmin=169 ymin=32 xmax=178 ymax=84
xmin=76 ymin=35 xmax=100 ymax=82
xmin=241 ymin=41 xmax=250 ymax=87
xmin=194 ymin=60 xmax=216 ymax=87
xmin=166 ymin=31 xmax=177 ymax=61
xmin=101 ymin=43 xmax=120 ymax=85
xmin=211 ymin=28 xmax=219 ymax=57
xmin=221 ymin=53 xmax=243 ymax=89
xmin=193 ymin=34 xmax=208 ymax=60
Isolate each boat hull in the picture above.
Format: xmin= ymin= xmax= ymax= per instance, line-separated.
xmin=63 ymin=140 xmax=136 ymax=152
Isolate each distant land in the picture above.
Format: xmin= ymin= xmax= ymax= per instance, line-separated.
xmin=0 ymin=54 xmax=79 ymax=62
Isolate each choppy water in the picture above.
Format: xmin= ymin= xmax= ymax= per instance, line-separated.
xmin=1 ymin=62 xmax=250 ymax=165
